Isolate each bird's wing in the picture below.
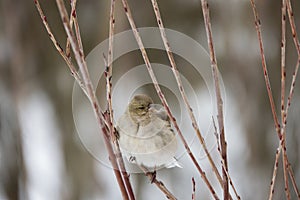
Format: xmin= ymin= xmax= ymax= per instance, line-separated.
xmin=149 ymin=104 xmax=169 ymax=121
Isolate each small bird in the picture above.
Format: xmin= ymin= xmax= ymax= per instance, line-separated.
xmin=117 ymin=94 xmax=181 ymax=170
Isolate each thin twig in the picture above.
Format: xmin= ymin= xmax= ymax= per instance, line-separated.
xmin=285 ymin=0 xmax=300 ymax=119
xmin=138 ymin=165 xmax=177 ymax=200
xmin=249 ymin=2 xmax=288 ymax=198
xmin=65 ymin=0 xmax=84 ymax=62
xmin=34 ymin=0 xmax=86 ymax=95
xmin=282 ymin=144 xmax=291 ymax=200
xmin=250 ymin=1 xmax=300 ymax=198
xmin=280 ymin=1 xmax=291 ymax=199
xmin=103 ymin=57 xmax=135 ymax=200
xmin=249 ymin=0 xmax=281 ymax=139
xmin=150 ymin=1 xmax=231 ymax=197
xmin=284 ymin=10 xmax=300 ymax=193
xmin=284 ymin=7 xmax=300 ymax=192
xmin=200 ymin=1 xmax=229 ymax=199
xmin=249 ymin=1 xmax=296 ymax=199
xmin=270 ymin=142 xmax=299 ymax=199
xmin=288 ymin=163 xmax=300 ymax=198
xmin=285 ymin=0 xmax=300 ymax=55
xmin=285 ymin=60 xmax=299 ymax=117
xmin=106 ymin=0 xmax=117 ymax=143
xmin=120 ymin=0 xmax=219 ymax=199
xmin=268 ymin=146 xmax=282 ymax=200
xmin=192 ymin=177 xmax=196 ymax=200
xmin=65 ymin=0 xmax=77 ymax=58
xmin=54 ymin=0 xmax=130 ymax=199
xmin=280 ymin=0 xmax=287 ymax=135
xmin=105 ymin=0 xmax=135 ymax=199
xmin=212 ymin=118 xmax=241 ymax=200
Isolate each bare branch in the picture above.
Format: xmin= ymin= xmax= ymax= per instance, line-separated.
xmin=200 ymin=1 xmax=229 ymax=199
xmin=105 ymin=0 xmax=136 ymax=198
xmin=139 ymin=165 xmax=177 ymax=200
xmin=150 ymin=1 xmax=232 ymax=197
xmin=279 ymin=1 xmax=291 ymax=199
xmin=285 ymin=0 xmax=300 ymax=55
xmin=120 ymin=0 xmax=219 ymax=199
xmin=212 ymin=118 xmax=241 ymax=200
xmin=48 ymin=0 xmax=130 ymax=199
xmin=250 ymin=1 xmax=300 ymax=198
xmin=103 ymin=55 xmax=135 ymax=200
xmin=268 ymin=147 xmax=281 ymax=200
xmin=34 ymin=0 xmax=86 ymax=95
xmin=65 ymin=0 xmax=77 ymax=58
xmin=285 ymin=0 xmax=300 ymax=120
xmin=288 ymin=163 xmax=300 ymax=198
xmin=249 ymin=0 xmax=281 ymax=138
xmin=192 ymin=177 xmax=196 ymax=200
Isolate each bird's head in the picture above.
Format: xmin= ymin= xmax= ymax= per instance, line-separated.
xmin=128 ymin=94 xmax=153 ymax=120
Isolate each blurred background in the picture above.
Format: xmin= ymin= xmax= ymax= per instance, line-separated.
xmin=1 ymin=0 xmax=300 ymax=199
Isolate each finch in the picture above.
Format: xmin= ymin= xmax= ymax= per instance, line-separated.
xmin=117 ymin=94 xmax=181 ymax=169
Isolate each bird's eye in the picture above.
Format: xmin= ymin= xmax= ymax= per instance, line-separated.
xmin=137 ymin=106 xmax=145 ymax=110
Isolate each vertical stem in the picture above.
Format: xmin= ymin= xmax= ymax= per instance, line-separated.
xmin=105 ymin=0 xmax=136 ymax=199
xmin=212 ymin=118 xmax=241 ymax=200
xmin=268 ymin=146 xmax=281 ymax=200
xmin=250 ymin=0 xmax=300 ymax=198
xmin=200 ymin=1 xmax=228 ymax=199
xmin=65 ymin=0 xmax=77 ymax=58
xmin=285 ymin=0 xmax=300 ymax=119
xmin=288 ymin=163 xmax=300 ymax=198
xmin=249 ymin=0 xmax=281 ymax=137
xmin=54 ymin=0 xmax=129 ymax=199
xmin=280 ymin=1 xmax=291 ymax=199
xmin=34 ymin=0 xmax=86 ymax=95
xmin=192 ymin=177 xmax=196 ymax=200
xmin=150 ymin=2 xmax=234 ymax=198
xmin=120 ymin=0 xmax=219 ymax=199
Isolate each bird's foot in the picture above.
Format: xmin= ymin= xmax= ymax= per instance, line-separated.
xmin=146 ymin=170 xmax=156 ymax=184
xmin=114 ymin=128 xmax=119 ymax=140
xmin=129 ymin=156 xmax=136 ymax=163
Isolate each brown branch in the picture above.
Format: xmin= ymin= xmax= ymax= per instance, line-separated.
xmin=200 ymin=1 xmax=229 ymax=199
xmin=281 ymin=143 xmax=291 ymax=200
xmin=150 ymin=1 xmax=231 ymax=197
xmin=268 ymin=146 xmax=281 ymax=200
xmin=284 ymin=9 xmax=300 ymax=193
xmin=212 ymin=118 xmax=241 ymax=200
xmin=279 ymin=1 xmax=291 ymax=199
xmin=49 ymin=0 xmax=130 ymax=199
xmin=105 ymin=0 xmax=135 ymax=199
xmin=250 ymin=1 xmax=300 ymax=198
xmin=285 ymin=0 xmax=300 ymax=120
xmin=34 ymin=0 xmax=86 ymax=95
xmin=139 ymin=165 xmax=177 ymax=200
xmin=288 ymin=163 xmax=300 ymax=198
xmin=65 ymin=0 xmax=77 ymax=58
xmin=285 ymin=0 xmax=300 ymax=55
xmin=103 ymin=57 xmax=135 ymax=200
xmin=192 ymin=177 xmax=196 ymax=200
xmin=280 ymin=0 xmax=287 ymax=135
xmin=249 ymin=0 xmax=281 ymax=137
xmin=249 ymin=1 xmax=291 ymax=198
xmin=285 ymin=60 xmax=299 ymax=117
xmin=270 ymin=141 xmax=299 ymax=200
xmin=249 ymin=1 xmax=297 ymax=199
xmin=120 ymin=0 xmax=219 ymax=199
xmin=106 ymin=0 xmax=117 ymax=143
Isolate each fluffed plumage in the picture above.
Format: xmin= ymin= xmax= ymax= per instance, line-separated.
xmin=117 ymin=94 xmax=181 ymax=169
